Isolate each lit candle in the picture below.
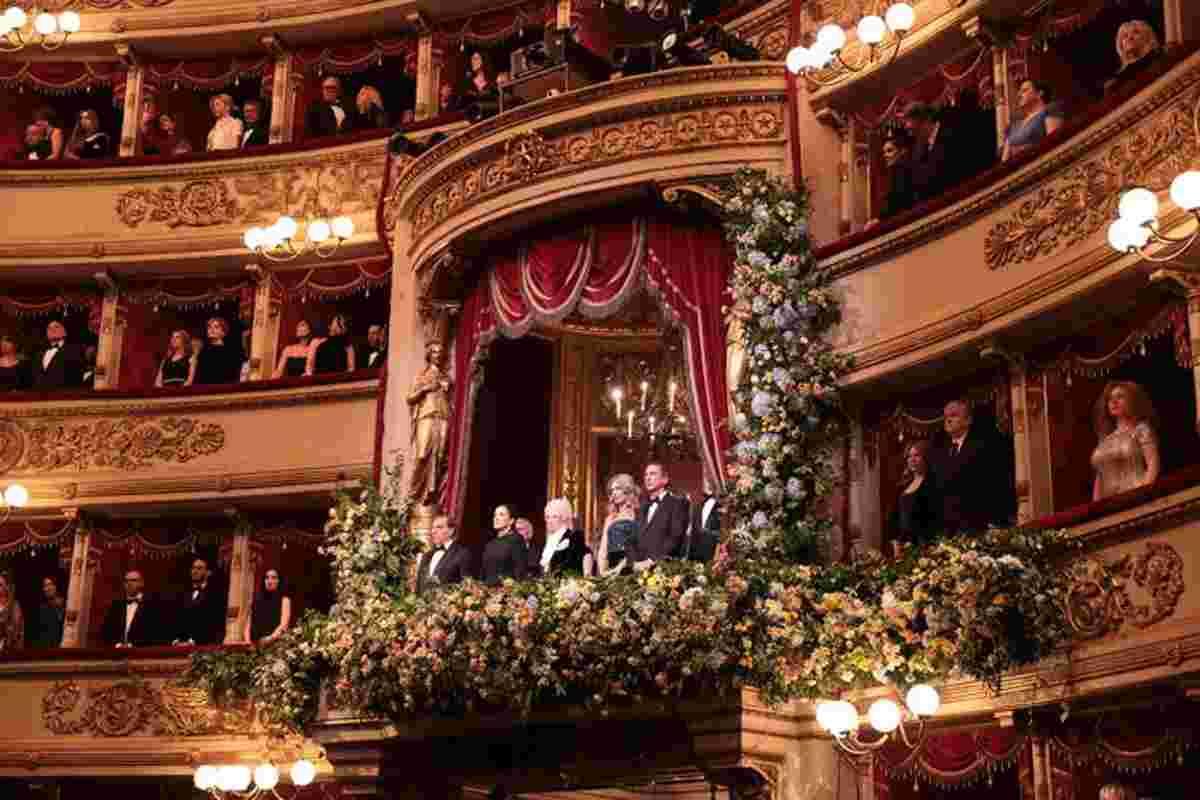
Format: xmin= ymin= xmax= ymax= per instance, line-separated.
xmin=649 ymin=416 xmax=656 ymax=435
xmin=627 ymin=409 xmax=634 ymax=438
xmin=640 ymin=380 xmax=649 ymax=412
xmin=611 ymin=387 xmax=623 ymax=420
xmin=668 ymin=380 xmax=677 ymax=411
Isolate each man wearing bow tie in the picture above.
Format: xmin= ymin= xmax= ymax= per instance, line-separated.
xmin=305 ymin=76 xmax=349 ymax=140
xmin=173 ymin=558 xmax=227 ymax=646
xmin=360 ymin=324 xmax=387 ymax=370
xmin=416 ymin=515 xmax=474 ymax=595
xmin=687 ymin=477 xmax=720 ymax=563
xmin=930 ymin=399 xmax=1014 ymax=534
xmin=32 ymin=320 xmax=85 ymax=391
xmin=630 ymin=462 xmax=690 ymax=570
xmin=537 ymin=498 xmax=588 ymax=577
xmin=101 ymin=570 xmax=162 ymax=647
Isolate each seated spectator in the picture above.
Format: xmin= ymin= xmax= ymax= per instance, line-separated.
xmin=32 ymin=319 xmax=85 ymax=391
xmin=1106 ymin=19 xmax=1163 ymax=94
xmin=869 ymin=131 xmax=917 ymax=226
xmin=241 ymin=99 xmax=269 ymax=148
xmin=156 ymin=329 xmax=195 ymax=387
xmin=19 ymin=123 xmax=53 ymax=160
xmin=101 ymin=569 xmax=163 ymax=647
xmin=415 ymin=514 xmax=474 ymax=595
xmin=903 ymin=103 xmax=952 ymax=204
xmin=360 ymin=323 xmax=386 ymax=370
xmin=1002 ymin=80 xmax=1063 ymax=162
xmin=244 ymin=567 xmax=291 ymax=644
xmin=352 ymin=85 xmax=389 ymax=131
xmin=0 ymin=334 xmax=28 ymax=391
xmin=174 ymin=557 xmax=225 ymax=646
xmin=206 ymin=93 xmax=243 ymax=151
xmin=274 ymin=320 xmax=315 ymax=378
xmin=193 ymin=316 xmax=243 ymax=385
xmin=889 ymin=441 xmax=941 ymax=554
xmin=482 ymin=505 xmax=529 ymax=585
xmin=66 ymin=109 xmax=111 ymax=159
xmin=307 ymin=313 xmax=355 ymax=375
xmin=537 ymin=497 xmax=588 ymax=577
xmin=305 ymin=76 xmax=349 ymax=139
xmin=157 ymin=112 xmax=194 ymax=155
xmin=0 ymin=571 xmax=24 ymax=652
xmin=31 ymin=575 xmax=66 ymax=649
xmin=31 ymin=107 xmax=64 ymax=159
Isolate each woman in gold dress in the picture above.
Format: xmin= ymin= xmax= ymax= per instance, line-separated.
xmin=1090 ymin=380 xmax=1160 ymax=501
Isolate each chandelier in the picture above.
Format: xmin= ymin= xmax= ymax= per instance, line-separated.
xmin=0 ymin=6 xmax=80 ymax=52
xmin=814 ymin=684 xmax=940 ymax=756
xmin=243 ymin=215 xmax=355 ymax=263
xmin=194 ymin=760 xmax=317 ymax=798
xmin=785 ymin=3 xmax=915 ymax=84
xmin=600 ymin=346 xmax=694 ymax=454
xmin=1 ymin=483 xmax=29 ymax=524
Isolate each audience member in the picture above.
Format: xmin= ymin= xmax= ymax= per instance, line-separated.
xmin=206 ymin=93 xmax=244 ymax=151
xmin=462 ymin=51 xmax=499 ymax=122
xmin=593 ymin=474 xmax=639 ymax=576
xmin=82 ymin=344 xmax=97 ymax=388
xmin=65 ymin=109 xmax=111 ymax=159
xmin=629 ymin=462 xmax=689 ymax=569
xmin=307 ymin=313 xmax=356 ymax=375
xmin=889 ymin=440 xmax=940 ymax=554
xmin=193 ymin=316 xmax=243 ymax=385
xmin=515 ymin=517 xmax=534 ymax=546
xmin=1002 ymin=80 xmax=1063 ymax=162
xmin=0 ymin=571 xmax=24 ymax=652
xmin=239 ymin=329 xmax=253 ymax=382
xmin=1106 ymin=19 xmax=1163 ymax=94
xmin=1098 ymin=784 xmax=1136 ymax=800
xmin=156 ymin=330 xmax=195 ymax=387
xmin=139 ymin=96 xmax=163 ymax=155
xmin=687 ymin=477 xmax=720 ymax=563
xmin=352 ymin=85 xmax=389 ymax=131
xmin=1091 ymin=381 xmax=1160 ymax=501
xmin=274 ymin=320 xmax=315 ymax=378
xmin=174 ymin=557 xmax=226 ymax=646
xmin=903 ymin=103 xmax=953 ymax=204
xmin=245 ymin=568 xmax=291 ymax=644
xmin=31 ymin=576 xmax=66 ymax=649
xmin=439 ymin=82 xmax=456 ymax=113
xmin=101 ymin=569 xmax=161 ymax=647
xmin=871 ymin=131 xmax=917 ymax=225
xmin=241 ymin=99 xmax=270 ymax=148
xmin=400 ymin=109 xmax=416 ymax=126
xmin=31 ymin=320 xmax=85 ymax=390
xmin=416 ymin=514 xmax=473 ymax=594
xmin=20 ymin=123 xmax=52 ymax=160
xmin=538 ymin=498 xmax=588 ymax=577
xmin=305 ymin=76 xmax=349 ymax=139
xmin=930 ymin=399 xmax=1013 ymax=533
xmin=31 ymin=107 xmax=64 ymax=159
xmin=944 ymin=87 xmax=996 ymax=180
xmin=0 ymin=334 xmax=27 ymax=391
xmin=482 ymin=504 xmax=529 ymax=585
xmin=190 ymin=332 xmax=205 ymax=362
xmin=157 ymin=112 xmax=194 ymax=155
xmin=361 ymin=323 xmax=387 ymax=369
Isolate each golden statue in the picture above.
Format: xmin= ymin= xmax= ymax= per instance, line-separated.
xmin=407 ymin=341 xmax=452 ymax=507
xmin=726 ymin=308 xmax=747 ymax=424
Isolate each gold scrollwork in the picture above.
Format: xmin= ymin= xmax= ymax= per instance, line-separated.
xmin=1066 ymin=541 xmax=1186 ymax=639
xmin=232 ymin=160 xmax=385 ymax=226
xmin=20 ymin=417 xmax=225 ymax=472
xmin=42 ymin=679 xmax=251 ymax=737
xmin=115 ymin=179 xmax=240 ymax=228
xmin=0 ymin=419 xmax=25 ymax=474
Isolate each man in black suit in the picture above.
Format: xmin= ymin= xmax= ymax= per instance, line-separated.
xmin=416 ymin=515 xmax=474 ymax=595
xmin=32 ymin=320 xmax=85 ymax=391
xmin=304 ymin=76 xmax=349 ymax=140
xmin=360 ymin=324 xmax=387 ymax=370
xmin=173 ymin=558 xmax=226 ymax=646
xmin=240 ymin=99 xmax=270 ymax=148
xmin=630 ymin=462 xmax=690 ymax=569
xmin=536 ymin=498 xmax=588 ymax=577
xmin=101 ymin=570 xmax=161 ymax=647
xmin=686 ymin=478 xmax=720 ymax=563
xmin=903 ymin=103 xmax=954 ymax=204
xmin=930 ymin=399 xmax=1014 ymax=534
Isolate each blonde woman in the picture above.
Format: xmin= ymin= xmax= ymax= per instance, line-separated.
xmin=156 ymin=330 xmax=195 ymax=387
xmin=353 ymin=85 xmax=389 ymax=131
xmin=592 ymin=473 xmax=639 ymax=577
xmin=1091 ymin=380 xmax=1160 ymax=501
xmin=206 ymin=93 xmax=243 ymax=151
xmin=1107 ymin=19 xmax=1162 ymax=92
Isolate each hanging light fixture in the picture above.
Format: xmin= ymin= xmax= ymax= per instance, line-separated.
xmin=600 ymin=344 xmax=695 ymax=457
xmin=193 ymin=759 xmax=317 ymax=798
xmin=243 ymin=214 xmax=355 ymax=263
xmin=1 ymin=483 xmax=29 ymax=524
xmin=0 ymin=6 xmax=80 ymax=52
xmin=814 ymin=684 xmax=940 ymax=755
xmin=786 ymin=3 xmax=915 ymax=84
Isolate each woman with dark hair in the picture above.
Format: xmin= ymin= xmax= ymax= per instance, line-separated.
xmin=156 ymin=112 xmax=194 ymax=155
xmin=0 ymin=334 xmax=27 ymax=391
xmin=307 ymin=314 xmax=355 ymax=375
xmin=1091 ymin=380 xmax=1160 ymax=500
xmin=156 ymin=330 xmax=195 ymax=387
xmin=889 ymin=440 xmax=941 ymax=554
xmin=193 ymin=317 xmax=243 ymax=385
xmin=273 ymin=320 xmax=315 ymax=378
xmin=873 ymin=130 xmax=917 ymax=224
xmin=1001 ymin=79 xmax=1063 ymax=162
xmin=244 ymin=568 xmax=291 ymax=644
xmin=0 ymin=571 xmax=24 ymax=652
xmin=462 ymin=51 xmax=499 ymax=122
xmin=31 ymin=107 xmax=64 ymax=159
xmin=482 ymin=504 xmax=529 ymax=585
xmin=32 ymin=576 xmax=66 ymax=648
xmin=66 ymin=109 xmax=111 ymax=159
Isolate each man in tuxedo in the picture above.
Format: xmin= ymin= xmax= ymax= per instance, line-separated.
xmin=101 ymin=570 xmax=161 ymax=647
xmin=903 ymin=103 xmax=954 ymax=204
xmin=173 ymin=558 xmax=226 ymax=646
xmin=360 ymin=324 xmax=387 ymax=370
xmin=630 ymin=463 xmax=690 ymax=569
xmin=930 ymin=399 xmax=1013 ymax=534
xmin=416 ymin=515 xmax=474 ymax=595
xmin=240 ymin=99 xmax=269 ymax=148
xmin=305 ymin=76 xmax=348 ymax=140
xmin=32 ymin=320 xmax=85 ymax=391
xmin=537 ymin=498 xmax=588 ymax=577
xmin=687 ymin=478 xmax=720 ymax=563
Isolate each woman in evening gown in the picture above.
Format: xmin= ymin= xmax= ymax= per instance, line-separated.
xmin=156 ymin=330 xmax=195 ymax=387
xmin=481 ymin=505 xmax=529 ymax=585
xmin=0 ymin=334 xmax=27 ymax=391
xmin=244 ymin=568 xmax=291 ymax=645
xmin=193 ymin=317 xmax=243 ymax=385
xmin=889 ymin=440 xmax=940 ymax=555
xmin=307 ymin=314 xmax=356 ymax=375
xmin=273 ymin=320 xmax=314 ymax=378
xmin=1091 ymin=380 xmax=1160 ymax=501
xmin=592 ymin=473 xmax=640 ymax=577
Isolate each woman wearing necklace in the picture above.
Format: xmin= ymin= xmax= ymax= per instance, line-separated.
xmin=156 ymin=330 xmax=196 ymax=387
xmin=1001 ymin=79 xmax=1063 ymax=162
xmin=1091 ymin=381 xmax=1160 ymax=501
xmin=274 ymin=320 xmax=316 ymax=378
xmin=591 ymin=473 xmax=640 ymax=577
xmin=65 ymin=109 xmax=111 ymax=160
xmin=889 ymin=440 xmax=940 ymax=555
xmin=244 ymin=568 xmax=291 ymax=645
xmin=481 ymin=505 xmax=529 ymax=585
xmin=32 ymin=576 xmax=66 ymax=649
xmin=306 ymin=314 xmax=356 ymax=375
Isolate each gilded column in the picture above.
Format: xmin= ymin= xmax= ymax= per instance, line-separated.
xmin=246 ymin=264 xmax=282 ymax=382
xmin=263 ymin=36 xmax=298 ymax=145
xmin=220 ymin=517 xmax=262 ymax=644
xmin=1009 ymin=361 xmax=1034 ymax=524
xmin=115 ymin=45 xmax=144 ymax=158
xmin=1151 ymin=270 xmax=1200 ymax=431
xmin=93 ymin=273 xmax=124 ymax=390
xmin=1163 ymin=0 xmax=1184 ymax=46
xmin=60 ymin=511 xmax=103 ymax=648
xmin=992 ymin=45 xmax=1013 ymax=161
xmin=412 ymin=17 xmax=436 ymax=121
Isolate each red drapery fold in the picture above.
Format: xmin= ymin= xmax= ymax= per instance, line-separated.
xmin=295 ymin=38 xmax=417 ymax=75
xmin=0 ymin=290 xmax=101 ymax=333
xmin=117 ymin=57 xmax=272 ymax=99
xmin=874 ymin=728 xmax=1025 ymax=797
xmin=270 ymin=260 xmax=392 ymax=364
xmin=433 ymin=0 xmax=551 ymax=48
xmin=0 ymin=60 xmax=123 ymax=93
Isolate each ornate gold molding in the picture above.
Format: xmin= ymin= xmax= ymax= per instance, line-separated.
xmin=42 ymin=679 xmax=252 ymax=737
xmin=115 ymin=179 xmax=239 ymax=228
xmin=724 ymin=0 xmax=790 ymax=61
xmin=1067 ymin=541 xmax=1187 ymax=640
xmin=8 ymin=417 xmax=225 ymax=473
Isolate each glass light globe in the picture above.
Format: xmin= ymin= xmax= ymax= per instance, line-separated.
xmin=885 ymin=3 xmax=916 ymax=32
xmin=825 ymin=700 xmax=859 ymax=736
xmin=194 ymin=766 xmax=219 ymax=791
xmin=3 ymin=483 xmax=29 ymax=508
xmin=33 ymin=12 xmax=57 ymax=35
xmin=905 ymin=684 xmax=941 ymax=717
xmin=1169 ymin=171 xmax=1200 ymax=212
xmin=274 ymin=215 xmax=299 ymax=241
xmin=215 ymin=766 xmax=238 ymax=792
xmin=290 ymin=759 xmax=317 ymax=787
xmin=1118 ymin=187 xmax=1159 ymax=226
xmin=816 ymin=23 xmax=846 ymax=53
xmin=243 ymin=226 xmax=265 ymax=251
xmin=307 ymin=219 xmax=332 ymax=243
xmin=4 ymin=7 xmax=28 ymax=29
xmin=857 ymin=16 xmax=887 ymax=45
xmin=229 ymin=766 xmax=252 ymax=792
xmin=254 ymin=763 xmax=280 ymax=790
xmin=0 ymin=16 xmax=13 ymax=34
xmin=867 ymin=698 xmax=902 ymax=733
xmin=1107 ymin=219 xmax=1134 ymax=252
xmin=331 ymin=215 xmax=355 ymax=239
xmin=814 ymin=700 xmax=837 ymax=732
xmin=808 ymin=44 xmax=834 ymax=68
xmin=58 ymin=11 xmax=80 ymax=33
xmin=786 ymin=46 xmax=808 ymax=75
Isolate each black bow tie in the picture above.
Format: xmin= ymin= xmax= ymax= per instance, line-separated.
xmin=129 ymin=597 xmax=141 ymax=605
xmin=434 ymin=545 xmax=446 ymax=553
xmin=50 ymin=342 xmax=62 ymax=349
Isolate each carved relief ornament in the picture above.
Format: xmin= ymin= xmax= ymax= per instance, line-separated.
xmin=1066 ymin=540 xmax=1186 ymax=639
xmin=8 ymin=416 xmax=225 ymax=473
xmin=115 ymin=179 xmax=239 ymax=228
xmin=42 ymin=679 xmax=251 ymax=737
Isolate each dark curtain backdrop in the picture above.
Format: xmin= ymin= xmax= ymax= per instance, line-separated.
xmin=154 ymin=78 xmax=264 ymax=154
xmin=252 ymin=540 xmax=335 ymax=621
xmin=273 ymin=288 xmax=390 ymax=375
xmin=119 ymin=300 xmax=244 ymax=390
xmin=0 ymin=87 xmax=119 ymax=160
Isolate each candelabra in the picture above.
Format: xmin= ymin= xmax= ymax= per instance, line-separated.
xmin=0 ymin=483 xmax=28 ymax=524
xmin=243 ymin=215 xmax=355 ymax=263
xmin=0 ymin=6 xmax=80 ymax=52
xmin=786 ymin=3 xmax=915 ymax=84
xmin=194 ymin=759 xmax=317 ymax=798
xmin=814 ymin=684 xmax=940 ymax=756
xmin=601 ymin=348 xmax=694 ymax=455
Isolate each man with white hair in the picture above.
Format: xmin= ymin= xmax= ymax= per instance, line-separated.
xmin=538 ymin=497 xmax=588 ymax=577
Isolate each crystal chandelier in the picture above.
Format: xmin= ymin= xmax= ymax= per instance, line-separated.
xmin=193 ymin=759 xmax=317 ymax=798
xmin=0 ymin=6 xmax=80 ymax=52
xmin=0 ymin=483 xmax=28 ymax=524
xmin=600 ymin=346 xmax=694 ymax=453
xmin=814 ymin=684 xmax=940 ymax=756
xmin=243 ymin=215 xmax=355 ymax=263
xmin=786 ymin=3 xmax=915 ymax=84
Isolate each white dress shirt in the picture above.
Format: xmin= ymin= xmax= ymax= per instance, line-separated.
xmin=951 ymin=435 xmax=966 ymax=455
xmin=541 ymin=527 xmax=568 ymax=572
xmin=428 ymin=540 xmax=452 ymax=577
xmin=42 ymin=342 xmax=61 ymax=370
xmin=124 ymin=595 xmax=142 ymax=639
xmin=330 ymin=104 xmax=346 ymax=129
xmin=207 ymin=115 xmax=244 ymax=151
xmin=701 ymin=496 xmax=717 ymax=529
xmin=646 ymin=490 xmax=667 ymax=523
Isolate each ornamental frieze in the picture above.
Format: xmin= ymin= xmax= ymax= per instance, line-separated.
xmin=4 ymin=416 xmax=225 ymax=473
xmin=115 ymin=179 xmax=239 ymax=228
xmin=1066 ymin=540 xmax=1186 ymax=640
xmin=11 ymin=0 xmax=174 ymax=8
xmin=42 ymin=679 xmax=251 ymax=737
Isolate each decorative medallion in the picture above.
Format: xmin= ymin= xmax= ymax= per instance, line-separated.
xmin=21 ymin=417 xmax=225 ymax=472
xmin=115 ymin=179 xmax=240 ymax=228
xmin=42 ymin=679 xmax=251 ymax=737
xmin=1066 ymin=540 xmax=1186 ymax=639
xmin=0 ymin=419 xmax=25 ymax=475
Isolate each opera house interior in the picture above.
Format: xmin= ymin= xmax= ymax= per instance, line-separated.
xmin=0 ymin=0 xmax=1199 ymax=798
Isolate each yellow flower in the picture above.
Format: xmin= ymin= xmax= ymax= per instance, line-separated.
xmin=993 ymin=594 xmax=1009 ymax=606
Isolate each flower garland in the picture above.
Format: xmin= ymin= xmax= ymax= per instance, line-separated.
xmin=723 ymin=168 xmax=854 ymax=561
